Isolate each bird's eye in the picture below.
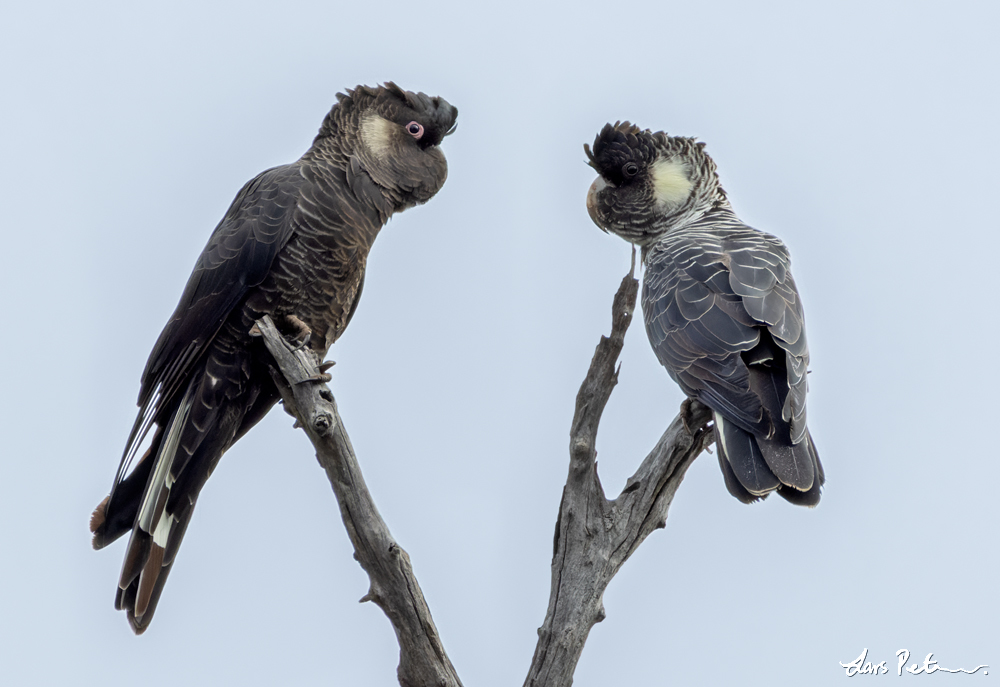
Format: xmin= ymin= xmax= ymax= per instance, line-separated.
xmin=623 ymin=162 xmax=639 ymax=178
xmin=406 ymin=121 xmax=424 ymax=139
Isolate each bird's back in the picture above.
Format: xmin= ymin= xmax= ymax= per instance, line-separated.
xmin=641 ymin=211 xmax=822 ymax=505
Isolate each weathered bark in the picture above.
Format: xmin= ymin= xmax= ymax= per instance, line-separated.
xmin=257 ymin=261 xmax=713 ymax=687
xmin=523 ymin=265 xmax=715 ymax=687
xmin=255 ymin=315 xmax=462 ymax=687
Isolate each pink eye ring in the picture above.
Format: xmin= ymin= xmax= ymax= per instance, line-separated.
xmin=405 ymin=121 xmax=424 ymax=139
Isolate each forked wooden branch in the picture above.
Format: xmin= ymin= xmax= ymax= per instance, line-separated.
xmin=255 ymin=315 xmax=462 ymax=687
xmin=523 ymin=264 xmax=715 ymax=687
xmin=256 ymin=259 xmax=713 ymax=687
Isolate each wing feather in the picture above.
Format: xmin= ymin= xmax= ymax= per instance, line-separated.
xmin=106 ymin=165 xmax=303 ymax=506
xmin=643 ymin=219 xmax=817 ymax=499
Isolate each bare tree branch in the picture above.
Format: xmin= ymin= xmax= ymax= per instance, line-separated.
xmin=524 ymin=266 xmax=715 ymax=687
xmin=256 ymin=259 xmax=712 ymax=687
xmin=254 ymin=315 xmax=462 ymax=687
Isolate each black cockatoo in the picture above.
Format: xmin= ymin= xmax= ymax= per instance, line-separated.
xmin=91 ymin=83 xmax=457 ymax=632
xmin=585 ymin=122 xmax=823 ymax=506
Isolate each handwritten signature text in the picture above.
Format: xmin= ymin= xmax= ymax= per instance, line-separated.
xmin=840 ymin=649 xmax=988 ymax=677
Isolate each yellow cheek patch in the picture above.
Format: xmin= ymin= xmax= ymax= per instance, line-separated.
xmin=651 ymin=157 xmax=693 ymax=207
xmin=360 ymin=115 xmax=395 ymax=159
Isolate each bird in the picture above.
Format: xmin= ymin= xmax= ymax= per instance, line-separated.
xmin=90 ymin=83 xmax=458 ymax=633
xmin=584 ymin=122 xmax=823 ymax=506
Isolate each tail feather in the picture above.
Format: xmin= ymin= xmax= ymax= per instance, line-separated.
xmin=118 ymin=529 xmax=152 ymax=592
xmin=90 ymin=427 xmax=163 ymax=550
xmin=777 ymin=481 xmax=821 ymax=507
xmin=110 ymin=384 xmax=201 ymax=633
xmin=716 ymin=447 xmax=764 ymax=504
xmin=715 ymin=413 xmax=824 ymax=507
xmin=95 ymin=334 xmax=271 ymax=633
xmin=135 ymin=394 xmax=193 ymax=535
xmin=715 ymin=413 xmax=779 ymax=496
xmin=776 ymin=430 xmax=823 ymax=507
xmin=164 ymin=499 xmax=195 ymax=565
xmin=756 ymin=433 xmax=815 ymax=492
xmin=115 ymin=505 xmax=195 ymax=633
xmin=744 ymin=355 xmax=815 ymax=491
xmin=115 ymin=574 xmax=137 ymax=612
xmin=135 ymin=543 xmax=166 ymax=619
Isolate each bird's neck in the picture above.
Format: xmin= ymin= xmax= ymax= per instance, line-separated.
xmin=306 ymin=138 xmax=404 ymax=225
xmin=654 ymin=190 xmax=734 ymax=236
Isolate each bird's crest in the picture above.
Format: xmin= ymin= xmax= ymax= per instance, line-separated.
xmin=584 ymin=121 xmax=661 ymax=181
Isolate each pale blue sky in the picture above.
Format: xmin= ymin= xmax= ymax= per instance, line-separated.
xmin=2 ymin=1 xmax=997 ymax=684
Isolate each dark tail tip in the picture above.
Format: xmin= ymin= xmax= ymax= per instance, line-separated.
xmin=777 ymin=481 xmax=822 ymax=507
xmin=776 ymin=436 xmax=824 ymax=507
xmin=716 ymin=440 xmax=767 ymax=504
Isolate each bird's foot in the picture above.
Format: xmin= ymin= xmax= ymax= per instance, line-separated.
xmin=292 ymin=359 xmax=334 ymax=385
xmin=680 ymin=398 xmax=712 ymax=435
xmin=280 ymin=314 xmax=313 ymax=351
xmin=310 ymin=359 xmax=335 ymax=383
xmin=299 ymin=370 xmax=332 ymax=383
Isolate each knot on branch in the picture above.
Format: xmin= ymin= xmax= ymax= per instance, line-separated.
xmin=312 ymin=411 xmax=333 ymax=434
xmin=571 ymin=436 xmax=593 ymax=459
xmin=621 ymin=478 xmax=641 ymax=495
xmin=388 ymin=542 xmax=412 ymax=568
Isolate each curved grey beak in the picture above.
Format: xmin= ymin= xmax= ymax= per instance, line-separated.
xmin=587 ymin=176 xmax=608 ymax=231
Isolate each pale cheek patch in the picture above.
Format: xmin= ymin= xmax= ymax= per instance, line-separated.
xmin=651 ymin=157 xmax=693 ymax=207
xmin=360 ymin=115 xmax=396 ymax=159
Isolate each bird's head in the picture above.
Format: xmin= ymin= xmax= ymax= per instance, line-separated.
xmin=315 ymin=83 xmax=458 ymax=212
xmin=584 ymin=122 xmax=724 ymax=245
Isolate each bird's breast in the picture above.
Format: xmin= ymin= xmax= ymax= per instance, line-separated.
xmin=244 ymin=226 xmax=373 ymax=353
